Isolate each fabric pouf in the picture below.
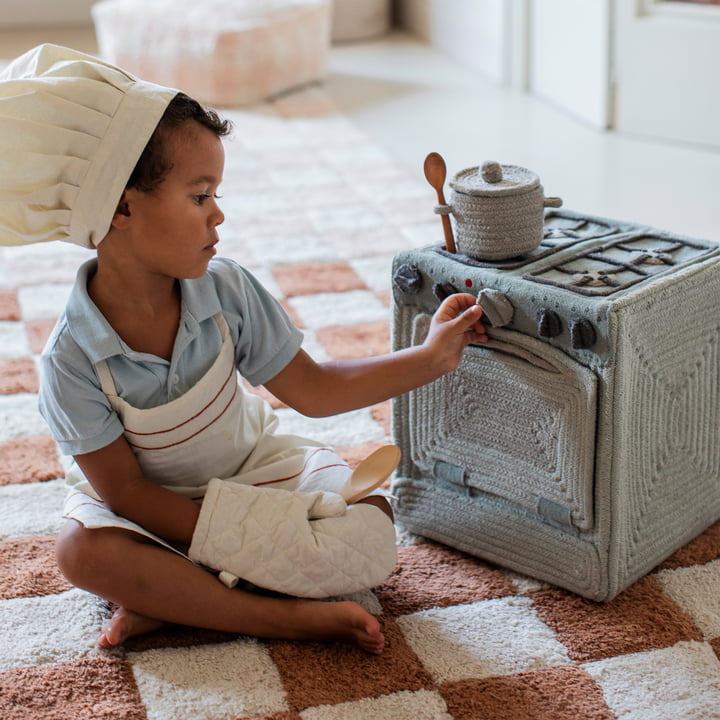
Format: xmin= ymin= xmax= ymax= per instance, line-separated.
xmin=92 ymin=0 xmax=331 ymax=107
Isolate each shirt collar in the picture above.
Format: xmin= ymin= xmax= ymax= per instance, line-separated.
xmin=65 ymin=258 xmax=222 ymax=363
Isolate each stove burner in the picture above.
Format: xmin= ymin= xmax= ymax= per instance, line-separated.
xmin=543 ymin=210 xmax=619 ymax=241
xmin=524 ymin=232 xmax=715 ymax=296
xmin=568 ymin=269 xmax=623 ymax=288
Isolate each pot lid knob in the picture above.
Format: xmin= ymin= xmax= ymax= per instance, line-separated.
xmin=481 ymin=161 xmax=503 ymax=184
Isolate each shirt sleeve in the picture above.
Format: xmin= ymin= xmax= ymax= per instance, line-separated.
xmin=209 ymin=258 xmax=304 ymax=387
xmin=38 ymin=319 xmax=124 ymax=456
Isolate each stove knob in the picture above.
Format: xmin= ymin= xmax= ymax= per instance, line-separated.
xmin=476 ymin=289 xmax=514 ymax=327
xmin=393 ymin=264 xmax=422 ymax=294
xmin=568 ymin=317 xmax=596 ymax=349
xmin=536 ymin=308 xmax=562 ymax=338
xmin=432 ymin=282 xmax=459 ymax=301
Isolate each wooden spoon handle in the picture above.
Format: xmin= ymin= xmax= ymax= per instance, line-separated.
xmin=437 ymin=202 xmax=456 ymax=254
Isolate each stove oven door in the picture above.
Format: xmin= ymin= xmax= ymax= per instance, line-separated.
xmin=408 ymin=315 xmax=597 ymax=532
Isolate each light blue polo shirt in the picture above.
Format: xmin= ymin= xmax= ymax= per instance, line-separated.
xmin=39 ymin=256 xmax=303 ymax=457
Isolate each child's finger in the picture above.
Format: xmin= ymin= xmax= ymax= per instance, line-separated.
xmin=438 ymin=292 xmax=477 ymax=318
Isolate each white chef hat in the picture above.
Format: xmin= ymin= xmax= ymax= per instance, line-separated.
xmin=0 ymin=44 xmax=178 ymax=248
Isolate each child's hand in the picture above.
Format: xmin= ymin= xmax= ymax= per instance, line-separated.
xmin=423 ymin=293 xmax=488 ymax=375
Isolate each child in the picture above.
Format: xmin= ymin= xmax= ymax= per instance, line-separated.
xmin=0 ymin=45 xmax=487 ymax=654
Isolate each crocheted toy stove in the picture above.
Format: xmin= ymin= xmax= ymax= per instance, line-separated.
xmin=391 ymin=159 xmax=720 ymax=601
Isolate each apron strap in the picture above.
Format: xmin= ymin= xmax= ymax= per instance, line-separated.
xmin=93 ymin=312 xmax=230 ymax=400
xmin=94 ymin=358 xmax=118 ymax=397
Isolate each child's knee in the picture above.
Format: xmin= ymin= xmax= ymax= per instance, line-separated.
xmin=55 ymin=520 xmax=122 ymax=586
xmin=55 ymin=520 xmax=93 ymax=584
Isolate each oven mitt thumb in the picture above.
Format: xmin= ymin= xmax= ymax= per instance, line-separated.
xmin=188 ymin=478 xmax=397 ymax=599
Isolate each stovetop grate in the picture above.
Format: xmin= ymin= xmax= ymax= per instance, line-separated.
xmin=523 ymin=232 xmax=716 ymax=296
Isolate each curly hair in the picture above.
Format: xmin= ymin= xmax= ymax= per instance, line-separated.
xmin=126 ymin=93 xmax=232 ymax=193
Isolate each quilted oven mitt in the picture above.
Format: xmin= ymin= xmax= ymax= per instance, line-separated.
xmin=189 ymin=478 xmax=398 ymax=598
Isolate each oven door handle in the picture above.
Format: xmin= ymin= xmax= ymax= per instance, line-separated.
xmin=414 ymin=313 xmax=564 ymax=373
xmin=474 ymin=333 xmax=560 ymax=374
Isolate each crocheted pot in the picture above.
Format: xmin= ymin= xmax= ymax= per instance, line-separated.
xmin=437 ymin=161 xmax=562 ymax=261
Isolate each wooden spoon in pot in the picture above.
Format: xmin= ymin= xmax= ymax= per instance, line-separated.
xmin=424 ymin=152 xmax=456 ymax=253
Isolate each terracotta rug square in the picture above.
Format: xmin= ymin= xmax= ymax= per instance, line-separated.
xmin=0 ymin=436 xmax=65 ymax=485
xmin=532 ymin=576 xmax=703 ymax=662
xmin=25 ymin=318 xmax=57 ymax=354
xmin=272 ymin=261 xmax=366 ymax=297
xmin=0 ymin=656 xmax=146 ymax=720
xmin=374 ymin=541 xmax=516 ymax=616
xmin=657 ymin=518 xmax=720 ymax=570
xmin=267 ymin=617 xmax=433 ymax=713
xmin=315 ymin=321 xmax=390 ymax=360
xmin=0 ymin=357 xmax=38 ymax=394
xmin=0 ymin=535 xmax=70 ymax=600
xmin=0 ymin=290 xmax=20 ymax=321
xmin=440 ymin=666 xmax=614 ymax=720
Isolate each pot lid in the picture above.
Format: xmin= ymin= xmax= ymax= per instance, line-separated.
xmin=450 ymin=161 xmax=540 ymax=197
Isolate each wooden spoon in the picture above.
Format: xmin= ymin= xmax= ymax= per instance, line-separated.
xmin=343 ymin=444 xmax=401 ymax=504
xmin=423 ymin=152 xmax=456 ymax=253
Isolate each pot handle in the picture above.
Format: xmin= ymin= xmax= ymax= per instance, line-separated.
xmin=433 ymin=203 xmax=453 ymax=215
xmin=544 ymin=196 xmax=563 ymax=208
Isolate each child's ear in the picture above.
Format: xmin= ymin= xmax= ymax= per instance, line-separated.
xmin=111 ymin=191 xmax=132 ymax=229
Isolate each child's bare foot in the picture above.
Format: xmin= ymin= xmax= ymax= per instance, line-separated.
xmin=350 ymin=610 xmax=385 ymax=655
xmin=97 ymin=606 xmax=166 ymax=649
xmin=306 ymin=600 xmax=386 ymax=654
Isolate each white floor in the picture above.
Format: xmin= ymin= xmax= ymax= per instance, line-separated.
xmin=2 ymin=26 xmax=719 ymax=241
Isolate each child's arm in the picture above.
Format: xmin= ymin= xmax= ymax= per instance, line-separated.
xmin=264 ymin=293 xmax=486 ymax=417
xmin=73 ymin=436 xmax=200 ymax=545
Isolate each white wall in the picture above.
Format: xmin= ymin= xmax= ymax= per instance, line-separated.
xmin=396 ymin=0 xmax=509 ymax=83
xmin=0 ymin=0 xmax=96 ymax=26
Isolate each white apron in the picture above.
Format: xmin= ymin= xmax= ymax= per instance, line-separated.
xmin=63 ymin=313 xmax=355 ymax=554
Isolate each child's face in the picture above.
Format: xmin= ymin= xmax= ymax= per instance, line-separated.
xmin=119 ymin=121 xmax=225 ymax=279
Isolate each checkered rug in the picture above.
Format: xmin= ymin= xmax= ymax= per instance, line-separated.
xmin=1 ymin=87 xmax=720 ymax=720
